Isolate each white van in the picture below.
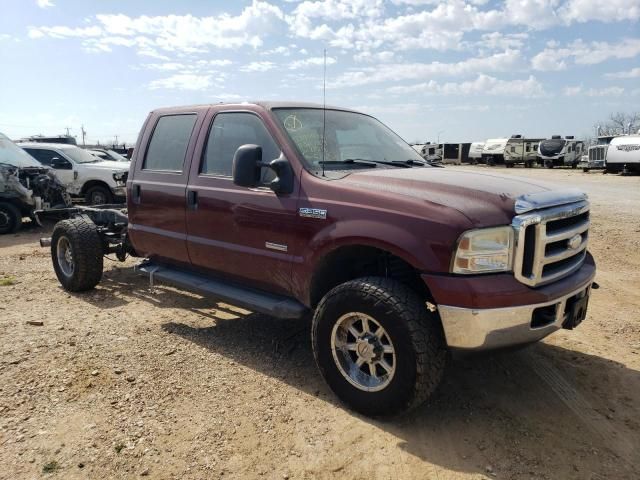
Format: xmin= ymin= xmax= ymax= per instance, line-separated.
xmin=606 ymin=135 xmax=640 ymax=174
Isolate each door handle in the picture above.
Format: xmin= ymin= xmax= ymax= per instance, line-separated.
xmin=132 ymin=184 xmax=141 ymax=204
xmin=187 ymin=190 xmax=198 ymax=210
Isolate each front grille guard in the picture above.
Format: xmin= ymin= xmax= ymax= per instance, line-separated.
xmin=512 ymin=200 xmax=590 ymax=287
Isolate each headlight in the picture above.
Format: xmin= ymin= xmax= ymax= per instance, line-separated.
xmin=112 ymin=171 xmax=127 ymax=183
xmin=452 ymin=226 xmax=514 ymax=274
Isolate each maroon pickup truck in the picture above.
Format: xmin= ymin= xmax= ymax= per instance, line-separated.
xmin=42 ymin=102 xmax=595 ymax=416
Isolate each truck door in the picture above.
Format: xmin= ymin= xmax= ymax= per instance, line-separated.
xmin=127 ymin=109 xmax=206 ymax=265
xmin=185 ymin=109 xmax=299 ymax=296
xmin=23 ymin=148 xmax=76 ymax=188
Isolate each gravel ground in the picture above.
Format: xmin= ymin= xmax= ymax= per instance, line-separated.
xmin=1 ymin=166 xmax=639 ymax=480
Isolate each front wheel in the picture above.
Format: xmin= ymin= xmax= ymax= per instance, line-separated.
xmin=312 ymin=277 xmax=447 ymax=416
xmin=0 ymin=202 xmax=22 ymax=234
xmin=51 ymin=218 xmax=104 ymax=291
xmin=85 ymin=185 xmax=113 ymax=205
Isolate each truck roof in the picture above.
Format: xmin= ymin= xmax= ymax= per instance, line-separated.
xmin=149 ymin=101 xmax=361 ymax=115
xmin=16 ymin=142 xmax=78 ymax=149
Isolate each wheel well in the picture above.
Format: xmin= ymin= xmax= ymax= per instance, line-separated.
xmin=309 ymin=245 xmax=431 ymax=308
xmin=81 ymin=180 xmax=111 ymax=195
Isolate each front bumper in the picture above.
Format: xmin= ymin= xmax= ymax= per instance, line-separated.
xmin=112 ymin=186 xmax=127 ymax=197
xmin=424 ymin=254 xmax=596 ymax=352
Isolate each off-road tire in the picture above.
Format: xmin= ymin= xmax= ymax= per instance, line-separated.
xmin=0 ymin=202 xmax=22 ymax=234
xmin=312 ymin=277 xmax=447 ymax=416
xmin=85 ymin=185 xmax=113 ymax=205
xmin=51 ymin=218 xmax=103 ymax=291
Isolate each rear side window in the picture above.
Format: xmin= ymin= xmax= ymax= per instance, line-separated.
xmin=143 ymin=114 xmax=197 ymax=172
xmin=201 ymin=112 xmax=280 ymax=179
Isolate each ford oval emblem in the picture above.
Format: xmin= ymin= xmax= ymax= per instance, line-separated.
xmin=567 ymin=234 xmax=582 ymax=250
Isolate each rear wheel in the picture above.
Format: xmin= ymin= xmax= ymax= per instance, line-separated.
xmin=312 ymin=277 xmax=447 ymax=416
xmin=51 ymin=218 xmax=104 ymax=291
xmin=0 ymin=202 xmax=22 ymax=234
xmin=85 ymin=185 xmax=113 ymax=205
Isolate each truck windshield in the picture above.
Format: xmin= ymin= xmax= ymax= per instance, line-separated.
xmin=64 ymin=147 xmax=101 ymax=164
xmin=0 ymin=133 xmax=42 ymax=168
xmin=272 ymin=108 xmax=426 ymax=173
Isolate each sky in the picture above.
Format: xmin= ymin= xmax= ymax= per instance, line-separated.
xmin=0 ymin=0 xmax=638 ymax=146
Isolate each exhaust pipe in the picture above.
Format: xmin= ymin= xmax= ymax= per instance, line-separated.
xmin=39 ymin=237 xmax=51 ymax=247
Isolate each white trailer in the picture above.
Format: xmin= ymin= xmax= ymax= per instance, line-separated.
xmin=606 ymin=135 xmax=640 ymax=174
xmin=503 ymin=135 xmax=544 ymax=168
xmin=468 ymin=142 xmax=484 ymax=163
xmin=481 ymin=138 xmax=508 ymax=165
xmin=537 ymin=136 xmax=584 ymax=168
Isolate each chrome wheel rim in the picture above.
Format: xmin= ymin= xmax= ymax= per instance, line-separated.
xmin=331 ymin=312 xmax=396 ymax=392
xmin=56 ymin=236 xmax=74 ymax=277
xmin=91 ymin=191 xmax=107 ymax=204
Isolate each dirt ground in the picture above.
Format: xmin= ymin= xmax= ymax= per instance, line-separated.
xmin=1 ymin=166 xmax=639 ymax=480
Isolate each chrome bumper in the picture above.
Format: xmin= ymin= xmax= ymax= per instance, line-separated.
xmin=438 ymin=283 xmax=592 ymax=351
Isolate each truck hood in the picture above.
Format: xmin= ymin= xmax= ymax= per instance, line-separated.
xmin=340 ymin=167 xmax=557 ymax=226
xmin=82 ymin=160 xmax=129 ymax=171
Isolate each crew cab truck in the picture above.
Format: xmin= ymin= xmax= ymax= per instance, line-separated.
xmin=18 ymin=142 xmax=129 ymax=204
xmin=41 ymin=102 xmax=596 ymax=416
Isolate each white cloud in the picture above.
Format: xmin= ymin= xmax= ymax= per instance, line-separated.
xmin=240 ymin=61 xmax=276 ymax=72
xmin=388 ymin=74 xmax=546 ymax=97
xmin=330 ymin=50 xmax=520 ymax=88
xmin=605 ymin=67 xmax=640 ymax=79
xmin=148 ymin=74 xmax=214 ymax=91
xmin=477 ymin=32 xmax=529 ymax=51
xmin=563 ymin=85 xmax=625 ymax=96
xmin=559 ymin=0 xmax=640 ymax=23
xmin=28 ymin=0 xmax=286 ymax=55
xmin=289 ymin=56 xmax=336 ymax=69
xmin=36 ymin=0 xmax=54 ymax=8
xmin=531 ymin=38 xmax=640 ymax=71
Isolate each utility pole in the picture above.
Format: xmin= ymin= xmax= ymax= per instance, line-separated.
xmin=81 ymin=125 xmax=87 ymax=146
xmin=64 ymin=126 xmax=71 ymax=136
xmin=114 ymin=135 xmax=119 ymax=148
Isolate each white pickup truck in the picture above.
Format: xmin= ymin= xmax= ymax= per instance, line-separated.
xmin=18 ymin=142 xmax=129 ymax=204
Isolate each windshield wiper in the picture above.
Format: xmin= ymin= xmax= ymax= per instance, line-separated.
xmin=318 ymin=159 xmax=378 ymax=167
xmin=391 ymin=159 xmax=428 ymax=167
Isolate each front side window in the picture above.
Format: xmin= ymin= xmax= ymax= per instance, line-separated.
xmin=144 ymin=114 xmax=197 ymax=172
xmin=272 ymin=108 xmax=425 ymax=174
xmin=63 ymin=147 xmax=101 ymax=164
xmin=201 ymin=112 xmax=280 ymax=181
xmin=24 ymin=148 xmax=58 ymax=166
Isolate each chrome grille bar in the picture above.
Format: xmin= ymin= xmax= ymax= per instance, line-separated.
xmin=512 ymin=200 xmax=589 ymax=287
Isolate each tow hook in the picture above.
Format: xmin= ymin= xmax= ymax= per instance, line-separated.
xmin=592 ymin=282 xmax=600 ymax=290
xmin=40 ymin=237 xmax=51 ymax=247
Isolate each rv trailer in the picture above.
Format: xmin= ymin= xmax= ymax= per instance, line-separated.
xmin=412 ymin=142 xmax=442 ymax=163
xmin=481 ymin=138 xmax=508 ymax=165
xmin=441 ymin=143 xmax=471 ymax=165
xmin=537 ymin=135 xmax=584 ymax=168
xmin=503 ymin=135 xmax=544 ymax=168
xmin=605 ymin=135 xmax=640 ymax=174
xmin=468 ymin=142 xmax=484 ymax=163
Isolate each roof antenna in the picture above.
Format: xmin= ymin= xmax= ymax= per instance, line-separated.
xmin=321 ymin=48 xmax=327 ymax=177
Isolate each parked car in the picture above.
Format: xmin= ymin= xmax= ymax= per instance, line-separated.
xmin=0 ymin=132 xmax=71 ymax=233
xmin=18 ymin=142 xmax=129 ymax=204
xmin=40 ymin=102 xmax=595 ymax=416
xmin=87 ymin=148 xmax=130 ymax=163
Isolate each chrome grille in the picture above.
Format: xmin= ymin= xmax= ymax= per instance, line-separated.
xmin=512 ymin=200 xmax=589 ymax=287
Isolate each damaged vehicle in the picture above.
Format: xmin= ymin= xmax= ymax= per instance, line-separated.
xmin=0 ymin=132 xmax=71 ymax=234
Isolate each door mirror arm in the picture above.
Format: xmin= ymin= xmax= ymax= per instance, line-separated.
xmin=263 ymin=156 xmax=293 ymax=194
xmin=232 ymin=145 xmax=294 ymax=195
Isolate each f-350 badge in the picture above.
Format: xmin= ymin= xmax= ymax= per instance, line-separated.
xmin=299 ymin=207 xmax=327 ymax=220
